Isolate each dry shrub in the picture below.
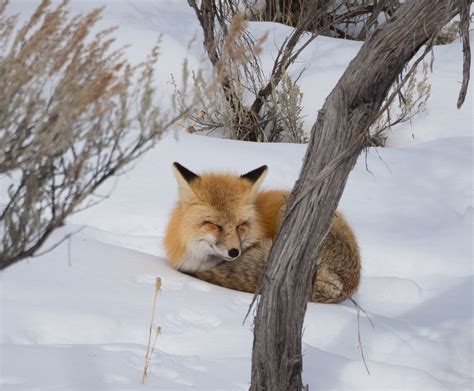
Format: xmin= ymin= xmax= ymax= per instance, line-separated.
xmin=176 ymin=56 xmax=306 ymax=143
xmin=370 ymin=62 xmax=431 ymax=146
xmin=0 ymin=0 xmax=188 ymax=268
xmin=247 ymin=0 xmax=330 ymax=34
xmin=436 ymin=20 xmax=461 ymax=45
xmin=268 ymin=73 xmax=306 ymax=143
xmin=245 ymin=0 xmax=435 ymax=145
xmin=250 ymin=1 xmax=464 ymax=45
xmin=246 ymin=0 xmax=402 ymax=41
xmin=186 ymin=0 xmax=430 ymax=145
xmin=184 ymin=0 xmax=317 ymax=143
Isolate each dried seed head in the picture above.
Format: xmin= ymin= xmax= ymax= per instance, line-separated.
xmin=155 ymin=277 xmax=162 ymax=291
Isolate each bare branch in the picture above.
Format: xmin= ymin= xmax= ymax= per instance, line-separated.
xmin=457 ymin=0 xmax=471 ymax=109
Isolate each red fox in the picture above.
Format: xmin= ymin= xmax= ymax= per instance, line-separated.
xmin=163 ymin=163 xmax=361 ymax=303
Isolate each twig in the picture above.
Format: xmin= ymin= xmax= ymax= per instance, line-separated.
xmin=349 ymin=298 xmax=374 ymax=375
xmin=31 ymin=225 xmax=85 ymax=258
xmin=457 ymin=0 xmax=470 ymax=109
xmin=371 ymin=42 xmax=434 ymax=139
xmin=243 ymin=288 xmax=260 ymax=326
xmin=349 ymin=298 xmax=374 ymax=329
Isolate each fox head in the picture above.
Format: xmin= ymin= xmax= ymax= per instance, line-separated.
xmin=164 ymin=162 xmax=268 ymax=272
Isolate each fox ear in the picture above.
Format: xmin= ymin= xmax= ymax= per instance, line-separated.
xmin=241 ymin=165 xmax=268 ymax=198
xmin=172 ymin=162 xmax=199 ymax=202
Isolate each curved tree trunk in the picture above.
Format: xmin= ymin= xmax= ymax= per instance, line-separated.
xmin=250 ymin=1 xmax=466 ymax=390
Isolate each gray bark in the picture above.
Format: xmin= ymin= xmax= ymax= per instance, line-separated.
xmin=250 ymin=1 xmax=465 ymax=390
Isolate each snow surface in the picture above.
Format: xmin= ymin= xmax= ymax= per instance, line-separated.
xmin=1 ymin=1 xmax=473 ymax=390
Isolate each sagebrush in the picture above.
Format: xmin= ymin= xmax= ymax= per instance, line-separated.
xmin=0 ymin=0 xmax=187 ymax=268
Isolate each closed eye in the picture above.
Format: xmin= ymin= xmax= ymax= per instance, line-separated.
xmin=237 ymin=221 xmax=249 ymax=234
xmin=200 ymin=221 xmax=221 ymax=230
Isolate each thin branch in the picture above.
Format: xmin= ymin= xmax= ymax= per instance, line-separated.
xmin=457 ymin=0 xmax=471 ymax=109
xmin=31 ymin=225 xmax=86 ymax=258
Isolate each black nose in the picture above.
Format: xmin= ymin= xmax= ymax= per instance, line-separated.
xmin=228 ymin=248 xmax=240 ymax=258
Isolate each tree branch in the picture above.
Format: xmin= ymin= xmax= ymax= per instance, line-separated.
xmin=250 ymin=1 xmax=463 ymax=390
xmin=457 ymin=0 xmax=471 ymax=109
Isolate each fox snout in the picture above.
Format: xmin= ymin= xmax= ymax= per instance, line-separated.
xmin=228 ymin=248 xmax=240 ymax=258
xmin=208 ymin=243 xmax=241 ymax=262
xmin=215 ymin=240 xmax=241 ymax=261
xmin=208 ymin=242 xmax=241 ymax=262
xmin=219 ymin=229 xmax=243 ymax=260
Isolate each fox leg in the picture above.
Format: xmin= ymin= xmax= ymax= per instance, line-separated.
xmin=311 ymin=266 xmax=344 ymax=303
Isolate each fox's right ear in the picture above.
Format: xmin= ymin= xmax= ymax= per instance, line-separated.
xmin=241 ymin=165 xmax=268 ymax=199
xmin=172 ymin=162 xmax=200 ymax=202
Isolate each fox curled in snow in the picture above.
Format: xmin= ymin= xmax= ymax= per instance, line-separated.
xmin=164 ymin=162 xmax=361 ymax=303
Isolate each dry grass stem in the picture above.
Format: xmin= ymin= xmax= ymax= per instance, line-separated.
xmin=141 ymin=277 xmax=162 ymax=385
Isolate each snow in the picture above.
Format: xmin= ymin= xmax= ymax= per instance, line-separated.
xmin=1 ymin=1 xmax=473 ymax=390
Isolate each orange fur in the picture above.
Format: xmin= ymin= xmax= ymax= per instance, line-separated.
xmin=163 ymin=163 xmax=361 ymax=303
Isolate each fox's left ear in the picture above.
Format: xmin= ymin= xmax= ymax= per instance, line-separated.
xmin=172 ymin=162 xmax=200 ymax=202
xmin=241 ymin=165 xmax=268 ymax=198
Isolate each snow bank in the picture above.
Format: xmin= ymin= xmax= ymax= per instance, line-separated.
xmin=2 ymin=132 xmax=471 ymax=389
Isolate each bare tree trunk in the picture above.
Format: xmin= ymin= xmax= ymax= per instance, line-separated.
xmin=250 ymin=1 xmax=466 ymax=390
